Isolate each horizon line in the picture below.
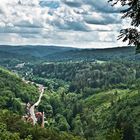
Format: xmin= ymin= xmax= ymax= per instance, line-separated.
xmin=0 ymin=44 xmax=133 ymax=49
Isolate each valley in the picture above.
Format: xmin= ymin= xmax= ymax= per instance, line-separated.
xmin=28 ymin=84 xmax=45 ymax=126
xmin=0 ymin=0 xmax=139 ymax=139
xmin=0 ymin=45 xmax=140 ymax=140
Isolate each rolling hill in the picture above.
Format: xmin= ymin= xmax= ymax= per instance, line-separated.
xmin=0 ymin=45 xmax=138 ymax=62
xmin=0 ymin=67 xmax=84 ymax=140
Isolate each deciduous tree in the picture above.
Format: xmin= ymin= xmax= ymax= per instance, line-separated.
xmin=109 ymin=0 xmax=140 ymax=52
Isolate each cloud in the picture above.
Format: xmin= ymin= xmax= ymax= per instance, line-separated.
xmin=39 ymin=0 xmax=60 ymax=8
xmin=62 ymin=0 xmax=82 ymax=7
xmin=84 ymin=13 xmax=121 ymax=25
xmin=83 ymin=0 xmax=121 ymax=13
xmin=0 ymin=0 xmax=128 ymax=48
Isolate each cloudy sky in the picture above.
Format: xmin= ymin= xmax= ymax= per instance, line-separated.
xmin=0 ymin=0 xmax=129 ymax=48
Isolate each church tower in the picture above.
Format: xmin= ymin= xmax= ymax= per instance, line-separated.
xmin=41 ymin=112 xmax=44 ymax=128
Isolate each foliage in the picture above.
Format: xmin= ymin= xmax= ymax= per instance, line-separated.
xmin=0 ymin=110 xmax=83 ymax=140
xmin=108 ymin=0 xmax=140 ymax=52
xmin=0 ymin=68 xmax=38 ymax=114
xmin=0 ymin=59 xmax=140 ymax=140
xmin=31 ymin=61 xmax=139 ymax=92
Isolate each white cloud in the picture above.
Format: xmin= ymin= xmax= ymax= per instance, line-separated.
xmin=0 ymin=0 xmax=129 ymax=48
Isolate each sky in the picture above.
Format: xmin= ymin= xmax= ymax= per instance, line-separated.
xmin=0 ymin=0 xmax=129 ymax=48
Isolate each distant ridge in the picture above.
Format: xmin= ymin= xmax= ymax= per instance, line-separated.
xmin=0 ymin=45 xmax=138 ymax=61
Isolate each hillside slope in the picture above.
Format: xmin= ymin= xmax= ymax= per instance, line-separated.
xmin=0 ymin=67 xmax=39 ymax=114
xmin=0 ymin=67 xmax=84 ymax=140
xmin=28 ymin=61 xmax=140 ymax=140
xmin=84 ymin=88 xmax=140 ymax=139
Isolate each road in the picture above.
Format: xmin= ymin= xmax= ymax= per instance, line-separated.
xmin=29 ymin=84 xmax=45 ymax=125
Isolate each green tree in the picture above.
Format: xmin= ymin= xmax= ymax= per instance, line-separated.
xmin=0 ymin=122 xmax=20 ymax=140
xmin=106 ymin=129 xmax=122 ymax=140
xmin=72 ymin=115 xmax=84 ymax=136
xmin=55 ymin=114 xmax=70 ymax=131
xmin=109 ymin=0 xmax=140 ymax=52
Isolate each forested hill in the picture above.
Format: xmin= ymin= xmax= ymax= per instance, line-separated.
xmin=0 ymin=45 xmax=140 ymax=139
xmin=0 ymin=61 xmax=140 ymax=139
xmin=0 ymin=45 xmax=138 ymax=62
xmin=0 ymin=67 xmax=39 ymax=114
xmin=0 ymin=67 xmax=84 ymax=140
xmin=0 ymin=45 xmax=75 ymax=58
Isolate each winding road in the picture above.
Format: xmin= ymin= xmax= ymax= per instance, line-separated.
xmin=29 ymin=84 xmax=45 ymax=125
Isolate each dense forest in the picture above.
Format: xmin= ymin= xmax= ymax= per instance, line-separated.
xmin=0 ymin=45 xmax=140 ymax=140
xmin=0 ymin=46 xmax=139 ymax=68
xmin=0 ymin=0 xmax=139 ymax=139
xmin=25 ymin=60 xmax=140 ymax=140
xmin=0 ymin=67 xmax=84 ymax=140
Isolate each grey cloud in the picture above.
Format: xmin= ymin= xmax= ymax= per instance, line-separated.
xmin=14 ymin=20 xmax=44 ymax=28
xmin=20 ymin=33 xmax=42 ymax=38
xmin=63 ymin=0 xmax=82 ymax=7
xmin=0 ymin=8 xmax=4 ymax=14
xmin=52 ymin=20 xmax=90 ymax=31
xmin=84 ymin=14 xmax=121 ymax=25
xmin=66 ymin=21 xmax=90 ymax=31
xmin=0 ymin=0 xmax=127 ymax=47
xmin=0 ymin=26 xmax=42 ymax=34
xmin=61 ymin=0 xmax=122 ymax=29
xmin=39 ymin=0 xmax=60 ymax=8
xmin=82 ymin=0 xmax=122 ymax=13
xmin=63 ymin=0 xmax=123 ymax=13
xmin=73 ymin=8 xmax=89 ymax=15
xmin=50 ymin=16 xmax=90 ymax=32
xmin=42 ymin=31 xmax=67 ymax=40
